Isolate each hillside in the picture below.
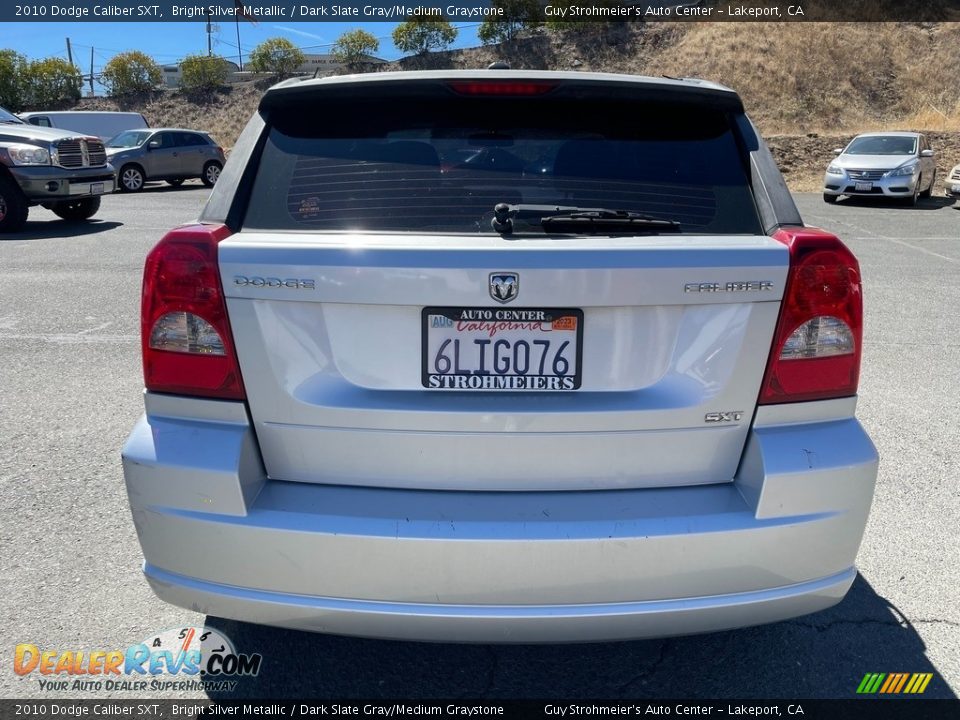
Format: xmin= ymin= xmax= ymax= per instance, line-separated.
xmin=74 ymin=22 xmax=960 ymax=191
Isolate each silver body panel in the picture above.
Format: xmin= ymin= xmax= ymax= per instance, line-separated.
xmin=218 ymin=232 xmax=788 ymax=491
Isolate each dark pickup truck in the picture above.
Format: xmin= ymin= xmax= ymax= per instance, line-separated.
xmin=0 ymin=105 xmax=115 ymax=232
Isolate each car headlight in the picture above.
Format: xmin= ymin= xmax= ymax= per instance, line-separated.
xmin=6 ymin=144 xmax=52 ymax=166
xmin=826 ymin=163 xmax=845 ymax=175
xmin=887 ymin=162 xmax=918 ymax=177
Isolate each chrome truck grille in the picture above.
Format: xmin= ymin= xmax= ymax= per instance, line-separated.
xmin=55 ymin=138 xmax=107 ymax=168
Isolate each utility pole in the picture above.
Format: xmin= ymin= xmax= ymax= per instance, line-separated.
xmin=235 ymin=17 xmax=242 ymax=70
xmin=206 ymin=9 xmax=213 ymax=57
xmin=66 ymin=37 xmax=74 ymax=68
xmin=89 ymin=47 xmax=94 ymax=97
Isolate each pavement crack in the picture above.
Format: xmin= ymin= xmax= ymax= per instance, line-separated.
xmin=787 ymin=615 xmax=960 ymax=633
xmin=615 ymin=639 xmax=671 ymax=695
xmin=912 ymin=618 xmax=960 ymax=628
xmin=786 ymin=617 xmax=904 ymax=632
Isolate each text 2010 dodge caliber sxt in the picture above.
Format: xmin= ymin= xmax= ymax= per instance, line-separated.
xmin=121 ymin=71 xmax=878 ymax=642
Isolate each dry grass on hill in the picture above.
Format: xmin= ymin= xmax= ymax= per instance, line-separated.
xmin=77 ymin=82 xmax=265 ymax=149
xmin=647 ymin=22 xmax=960 ymax=135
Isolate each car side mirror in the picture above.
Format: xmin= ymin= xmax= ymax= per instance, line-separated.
xmin=147 ymin=140 xmax=160 ymax=150
xmin=920 ymin=149 xmax=934 ymax=157
xmin=833 ymin=148 xmax=843 ymax=156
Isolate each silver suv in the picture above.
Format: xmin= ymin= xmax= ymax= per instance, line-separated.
xmin=122 ymin=71 xmax=878 ymax=643
xmin=107 ymin=128 xmax=225 ymax=192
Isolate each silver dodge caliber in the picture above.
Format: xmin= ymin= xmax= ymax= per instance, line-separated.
xmin=121 ymin=71 xmax=879 ymax=643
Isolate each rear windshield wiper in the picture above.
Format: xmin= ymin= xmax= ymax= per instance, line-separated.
xmin=492 ymin=203 xmax=681 ymax=235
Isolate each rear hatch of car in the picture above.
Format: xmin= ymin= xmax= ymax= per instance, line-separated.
xmin=216 ymin=74 xmax=790 ymax=491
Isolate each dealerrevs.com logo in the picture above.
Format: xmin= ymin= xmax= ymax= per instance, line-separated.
xmin=14 ymin=626 xmax=262 ymax=693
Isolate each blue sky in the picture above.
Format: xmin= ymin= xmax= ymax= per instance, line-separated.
xmin=3 ymin=21 xmax=484 ymax=91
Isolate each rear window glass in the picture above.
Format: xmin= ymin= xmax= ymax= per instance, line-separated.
xmin=243 ymin=95 xmax=761 ymax=235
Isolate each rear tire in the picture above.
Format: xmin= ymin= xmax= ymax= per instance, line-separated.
xmin=201 ymin=161 xmax=222 ymax=188
xmin=822 ymin=193 xmax=839 ymax=204
xmin=119 ymin=164 xmax=145 ymax=193
xmin=0 ymin=174 xmax=29 ymax=233
xmin=50 ymin=196 xmax=101 ymax=221
xmin=166 ymin=178 xmax=185 ymax=187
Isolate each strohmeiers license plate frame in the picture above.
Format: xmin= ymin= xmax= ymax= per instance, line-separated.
xmin=421 ymin=306 xmax=584 ymax=391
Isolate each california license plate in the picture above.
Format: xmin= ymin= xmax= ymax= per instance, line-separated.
xmin=422 ymin=307 xmax=583 ymax=390
xmin=855 ymin=182 xmax=873 ymax=192
xmin=90 ymin=182 xmax=104 ymax=194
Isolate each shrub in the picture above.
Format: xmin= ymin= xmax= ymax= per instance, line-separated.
xmin=392 ymin=13 xmax=458 ymax=55
xmin=478 ymin=0 xmax=541 ymax=45
xmin=179 ymin=54 xmax=230 ymax=94
xmin=100 ymin=51 xmax=162 ymax=96
xmin=248 ymin=38 xmax=305 ymax=78
xmin=24 ymin=57 xmax=82 ymax=107
xmin=331 ymin=29 xmax=380 ymax=70
xmin=0 ymin=49 xmax=29 ymax=110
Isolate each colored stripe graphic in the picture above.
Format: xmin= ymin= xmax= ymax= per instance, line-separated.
xmin=857 ymin=672 xmax=932 ymax=694
xmin=893 ymin=673 xmax=910 ymax=693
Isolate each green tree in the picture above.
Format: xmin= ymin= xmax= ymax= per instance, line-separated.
xmin=0 ymin=49 xmax=29 ymax=110
xmin=100 ymin=51 xmax=162 ymax=96
xmin=478 ymin=0 xmax=541 ymax=45
xmin=179 ymin=54 xmax=230 ymax=94
xmin=392 ymin=12 xmax=458 ymax=55
xmin=248 ymin=37 xmax=305 ymax=78
xmin=331 ymin=29 xmax=380 ymax=70
xmin=24 ymin=57 xmax=82 ymax=107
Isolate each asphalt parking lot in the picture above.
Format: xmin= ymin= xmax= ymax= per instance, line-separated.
xmin=1 ymin=185 xmax=957 ymax=700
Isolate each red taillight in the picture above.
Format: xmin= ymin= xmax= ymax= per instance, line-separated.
xmin=759 ymin=227 xmax=863 ymax=404
xmin=141 ymin=223 xmax=245 ymax=400
xmin=448 ymin=81 xmax=556 ymax=96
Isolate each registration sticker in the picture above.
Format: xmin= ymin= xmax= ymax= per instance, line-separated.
xmin=422 ymin=307 xmax=583 ymax=391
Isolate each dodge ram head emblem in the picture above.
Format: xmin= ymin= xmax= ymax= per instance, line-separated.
xmin=489 ymin=273 xmax=519 ymax=304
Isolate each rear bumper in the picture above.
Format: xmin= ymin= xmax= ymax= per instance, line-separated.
xmin=145 ymin=564 xmax=856 ymax=643
xmin=121 ymin=394 xmax=878 ymax=642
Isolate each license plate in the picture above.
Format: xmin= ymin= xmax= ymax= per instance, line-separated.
xmin=952 ymin=184 xmax=960 ymax=193
xmin=90 ymin=182 xmax=104 ymax=194
xmin=422 ymin=307 xmax=583 ymax=391
xmin=855 ymin=182 xmax=873 ymax=192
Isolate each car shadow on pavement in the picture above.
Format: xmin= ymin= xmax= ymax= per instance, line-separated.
xmin=0 ymin=219 xmax=123 ymax=241
xmin=837 ymin=196 xmax=956 ymax=211
xmin=203 ymin=574 xmax=954 ymax=700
